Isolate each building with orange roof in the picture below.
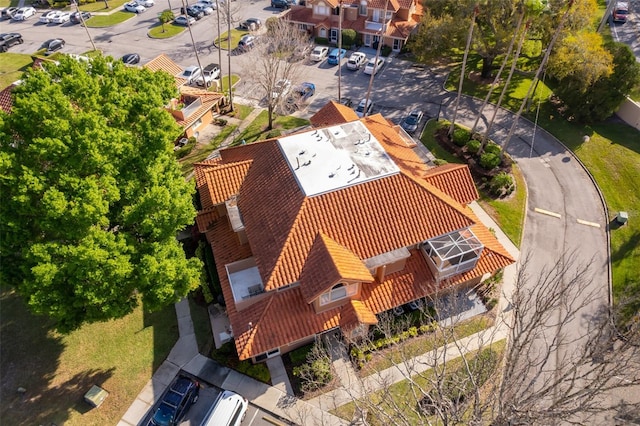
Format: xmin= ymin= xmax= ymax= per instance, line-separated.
xmin=285 ymin=0 xmax=422 ymax=53
xmin=194 ymin=101 xmax=514 ymax=362
xmin=145 ymin=54 xmax=226 ymax=139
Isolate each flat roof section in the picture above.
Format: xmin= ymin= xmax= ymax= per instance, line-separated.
xmin=277 ymin=121 xmax=400 ymax=196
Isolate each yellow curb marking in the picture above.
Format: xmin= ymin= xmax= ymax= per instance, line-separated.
xmin=534 ymin=207 xmax=561 ymax=218
xmin=577 ymin=219 xmax=601 ymax=228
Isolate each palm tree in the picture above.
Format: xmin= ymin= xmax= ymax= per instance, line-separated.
xmin=448 ymin=4 xmax=478 ymax=137
xmin=501 ymin=0 xmax=574 ymax=159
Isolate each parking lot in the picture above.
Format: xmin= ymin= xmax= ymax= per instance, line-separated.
xmin=139 ymin=372 xmax=291 ymax=426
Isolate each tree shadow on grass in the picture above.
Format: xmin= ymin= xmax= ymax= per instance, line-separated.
xmin=0 ymin=286 xmax=113 ymax=424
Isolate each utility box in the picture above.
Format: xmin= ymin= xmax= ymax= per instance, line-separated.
xmin=616 ymin=211 xmax=628 ymax=225
xmin=84 ymin=385 xmax=108 ymax=408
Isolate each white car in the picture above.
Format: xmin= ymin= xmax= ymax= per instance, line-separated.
xmin=39 ymin=10 xmax=57 ymax=23
xmin=193 ymin=3 xmax=213 ymax=14
xmin=137 ymin=0 xmax=155 ymax=7
xmin=271 ymin=79 xmax=291 ymax=99
xmin=12 ymin=7 xmax=36 ymax=21
xmin=310 ymin=46 xmax=329 ymax=62
xmin=180 ymin=65 xmax=202 ymax=84
xmin=174 ymin=14 xmax=195 ymax=25
xmin=52 ymin=11 xmax=71 ymax=24
xmin=198 ymin=0 xmax=218 ymax=8
xmin=355 ymin=98 xmax=373 ymax=118
xmin=347 ymin=52 xmax=367 ymax=70
xmin=124 ymin=2 xmax=146 ymax=13
xmin=363 ymin=57 xmax=384 ymax=75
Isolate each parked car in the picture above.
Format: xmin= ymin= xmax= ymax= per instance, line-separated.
xmin=43 ymin=38 xmax=65 ymax=56
xmin=70 ymin=11 xmax=91 ymax=24
xmin=180 ymin=65 xmax=202 ymax=84
xmin=192 ymin=3 xmax=213 ymax=15
xmin=173 ymin=15 xmax=195 ymax=25
xmin=121 ymin=53 xmax=141 ymax=65
xmin=200 ymin=390 xmax=247 ymax=426
xmin=137 ymin=0 xmax=155 ymax=7
xmin=124 ymin=2 xmax=146 ymax=13
xmin=284 ymin=82 xmax=315 ymax=110
xmin=271 ymin=0 xmax=290 ymax=8
xmin=346 ymin=52 xmax=367 ymax=70
xmin=237 ymin=34 xmax=255 ymax=51
xmin=363 ymin=57 xmax=384 ymax=75
xmin=327 ymin=48 xmax=346 ymax=65
xmin=39 ymin=10 xmax=57 ymax=23
xmin=612 ymin=1 xmax=628 ymax=22
xmin=400 ymin=109 xmax=424 ymax=134
xmin=148 ymin=375 xmax=199 ymax=426
xmin=1 ymin=7 xmax=18 ymax=20
xmin=12 ymin=7 xmax=36 ymax=21
xmin=52 ymin=11 xmax=71 ymax=24
xmin=198 ymin=0 xmax=218 ymax=9
xmin=355 ymin=98 xmax=373 ymax=118
xmin=195 ymin=62 xmax=220 ymax=87
xmin=272 ymin=79 xmax=291 ymax=99
xmin=0 ymin=33 xmax=23 ymax=53
xmin=339 ymin=97 xmax=353 ymax=108
xmin=310 ymin=46 xmax=328 ymax=62
xmin=239 ymin=17 xmax=261 ymax=30
xmin=181 ymin=5 xmax=204 ymax=20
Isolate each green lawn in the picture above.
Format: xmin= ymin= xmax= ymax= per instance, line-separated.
xmin=180 ymin=124 xmax=238 ymax=176
xmin=0 ymin=53 xmax=33 ymax=90
xmin=148 ymin=22 xmax=186 ymax=39
xmin=80 ymin=0 xmax=129 ymax=12
xmin=333 ymin=340 xmax=506 ymax=424
xmin=215 ymin=29 xmax=249 ymax=51
xmin=447 ymin=56 xmax=640 ymax=306
xmin=232 ymin=110 xmax=309 ymax=145
xmin=86 ymin=11 xmax=135 ymax=27
xmin=213 ymin=74 xmax=240 ymax=94
xmin=0 ymin=285 xmax=178 ymax=425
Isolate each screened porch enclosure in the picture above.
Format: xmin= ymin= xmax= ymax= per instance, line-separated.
xmin=421 ymin=228 xmax=484 ymax=281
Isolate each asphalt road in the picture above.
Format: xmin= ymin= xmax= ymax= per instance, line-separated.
xmin=608 ymin=0 xmax=640 ymax=60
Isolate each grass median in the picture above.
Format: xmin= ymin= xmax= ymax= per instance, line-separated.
xmin=86 ymin=11 xmax=136 ymax=27
xmin=148 ymin=22 xmax=186 ymax=39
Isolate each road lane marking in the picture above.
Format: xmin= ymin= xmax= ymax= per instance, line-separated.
xmin=534 ymin=207 xmax=561 ymax=218
xmin=577 ymin=218 xmax=601 ymax=228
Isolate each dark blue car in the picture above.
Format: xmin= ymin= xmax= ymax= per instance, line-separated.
xmin=327 ymin=48 xmax=346 ymax=65
xmin=149 ymin=375 xmax=199 ymax=426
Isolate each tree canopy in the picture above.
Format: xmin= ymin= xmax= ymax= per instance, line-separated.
xmin=0 ymin=55 xmax=202 ymax=332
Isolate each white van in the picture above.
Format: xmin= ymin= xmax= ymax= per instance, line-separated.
xmin=201 ymin=390 xmax=248 ymax=426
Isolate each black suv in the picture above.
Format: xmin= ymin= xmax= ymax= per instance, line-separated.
xmin=0 ymin=33 xmax=23 ymax=52
xmin=180 ymin=5 xmax=204 ymax=20
xmin=70 ymin=11 xmax=91 ymax=24
xmin=149 ymin=375 xmax=199 ymax=426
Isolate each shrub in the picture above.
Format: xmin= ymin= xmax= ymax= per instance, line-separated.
xmin=452 ymin=128 xmax=471 ymax=146
xmin=265 ymin=17 xmax=279 ymax=33
xmin=214 ymin=118 xmax=227 ymax=126
xmin=433 ymin=158 xmax=449 ymax=166
xmin=479 ymin=152 xmax=501 ymax=169
xmin=314 ymin=37 xmax=328 ymax=45
xmin=484 ymin=142 xmax=502 ymax=156
xmin=342 ymin=29 xmax=356 ymax=49
xmin=489 ymin=172 xmax=514 ymax=196
xmin=175 ymin=136 xmax=197 ymax=159
xmin=195 ymin=241 xmax=214 ymax=304
xmin=381 ymin=45 xmax=392 ymax=57
xmin=466 ymin=139 xmax=481 ymax=154
xmin=293 ymin=352 xmax=332 ymax=392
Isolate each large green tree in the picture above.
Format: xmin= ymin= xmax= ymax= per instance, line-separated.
xmin=552 ymin=40 xmax=640 ymax=123
xmin=0 ymin=55 xmax=202 ymax=332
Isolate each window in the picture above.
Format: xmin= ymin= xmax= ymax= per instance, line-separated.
xmin=359 ymin=0 xmax=367 ymax=15
xmin=319 ymin=283 xmax=357 ymax=305
xmin=372 ymin=9 xmax=380 ymax=22
xmin=319 ymin=28 xmax=327 ymax=38
xmin=314 ymin=4 xmax=329 ymax=15
xmin=330 ymin=28 xmax=338 ymax=42
xmin=393 ymin=39 xmax=401 ymax=51
xmin=386 ymin=10 xmax=392 ymax=20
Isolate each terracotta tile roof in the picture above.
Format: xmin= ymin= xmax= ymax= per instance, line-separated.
xmin=310 ymin=101 xmax=360 ymax=127
xmin=299 ymin=233 xmax=374 ymax=303
xmin=196 ymin=208 xmax=220 ymax=233
xmin=0 ymin=83 xmax=16 ymax=114
xmin=340 ymin=300 xmax=378 ymax=331
xmin=368 ymin=0 xmax=400 ymax=12
xmin=424 ymin=163 xmax=479 ymax=205
xmin=196 ymin=103 xmax=516 ymax=360
xmin=196 ymin=160 xmax=253 ymax=209
xmin=144 ymin=53 xmax=184 ymax=77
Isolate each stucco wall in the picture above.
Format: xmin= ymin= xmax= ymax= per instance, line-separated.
xmin=615 ymin=97 xmax=640 ymax=131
